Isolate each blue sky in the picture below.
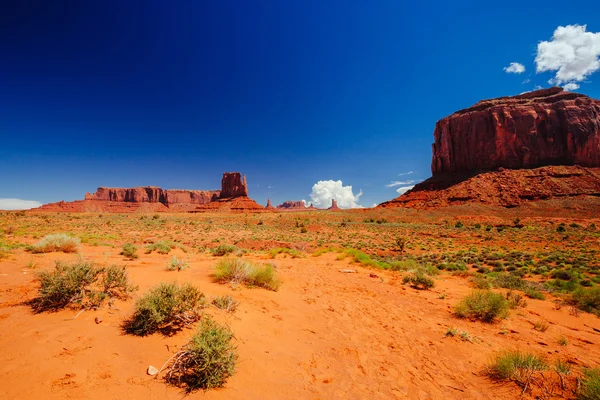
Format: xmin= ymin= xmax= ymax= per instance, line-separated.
xmin=1 ymin=1 xmax=600 ymax=209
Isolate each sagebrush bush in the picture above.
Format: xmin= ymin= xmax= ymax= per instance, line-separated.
xmin=211 ymin=295 xmax=239 ymax=312
xmin=34 ymin=261 xmax=136 ymax=311
xmin=579 ymin=368 xmax=600 ymax=400
xmin=121 ymin=243 xmax=139 ymax=259
xmin=268 ymin=247 xmax=302 ymax=259
xmin=454 ymin=290 xmax=509 ymax=322
xmin=145 ymin=241 xmax=175 ymax=255
xmin=29 ymin=234 xmax=80 ymax=253
xmin=402 ymin=272 xmax=434 ymax=290
xmin=167 ymin=256 xmax=189 ymax=271
xmin=213 ymin=258 xmax=281 ymax=291
xmin=123 ymin=282 xmax=205 ymax=336
xmin=485 ymin=351 xmax=547 ymax=386
xmin=165 ymin=315 xmax=238 ymax=391
xmin=571 ymin=287 xmax=600 ymax=316
xmin=210 ymin=244 xmax=238 ymax=257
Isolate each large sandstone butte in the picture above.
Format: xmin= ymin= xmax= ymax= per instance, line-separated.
xmin=36 ymin=172 xmax=263 ymax=212
xmin=276 ymin=201 xmax=307 ymax=210
xmin=381 ymin=88 xmax=600 ymax=208
xmin=432 ymin=87 xmax=600 ymax=175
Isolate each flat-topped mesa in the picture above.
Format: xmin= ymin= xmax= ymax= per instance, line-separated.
xmin=220 ymin=172 xmax=248 ymax=198
xmin=85 ymin=187 xmax=219 ymax=205
xmin=432 ymin=87 xmax=600 ymax=176
xmin=276 ymin=200 xmax=306 ymax=210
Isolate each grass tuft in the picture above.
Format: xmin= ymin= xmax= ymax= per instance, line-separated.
xmin=454 ymin=290 xmax=509 ymax=322
xmin=579 ymin=368 xmax=600 ymax=400
xmin=485 ymin=351 xmax=547 ymax=387
xmin=29 ymin=234 xmax=80 ymax=253
xmin=123 ymin=282 xmax=205 ymax=336
xmin=164 ymin=315 xmax=238 ymax=392
xmin=213 ymin=258 xmax=281 ymax=291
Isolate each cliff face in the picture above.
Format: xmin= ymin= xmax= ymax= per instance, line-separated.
xmin=85 ymin=187 xmax=219 ymax=205
xmin=36 ymin=172 xmax=261 ymax=212
xmin=328 ymin=199 xmax=340 ymax=210
xmin=432 ymin=87 xmax=600 ymax=175
xmin=276 ymin=201 xmax=306 ymax=210
xmin=220 ymin=172 xmax=248 ymax=198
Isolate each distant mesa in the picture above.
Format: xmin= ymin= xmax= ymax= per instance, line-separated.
xmin=36 ymin=172 xmax=263 ymax=212
xmin=276 ymin=200 xmax=307 ymax=210
xmin=328 ymin=199 xmax=340 ymax=210
xmin=381 ymin=88 xmax=600 ymax=208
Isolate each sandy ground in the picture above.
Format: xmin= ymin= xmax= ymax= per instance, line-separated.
xmin=1 ymin=242 xmax=600 ymax=399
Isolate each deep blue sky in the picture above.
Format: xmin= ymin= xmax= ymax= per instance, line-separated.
xmin=1 ymin=1 xmax=599 ymax=208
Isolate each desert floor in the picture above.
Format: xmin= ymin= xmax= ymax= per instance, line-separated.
xmin=1 ymin=199 xmax=600 ymax=399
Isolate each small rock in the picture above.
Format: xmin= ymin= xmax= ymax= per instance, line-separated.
xmin=369 ymin=273 xmax=379 ymax=278
xmin=147 ymin=365 xmax=159 ymax=376
xmin=95 ymin=316 xmax=102 ymax=324
xmin=339 ymin=269 xmax=356 ymax=273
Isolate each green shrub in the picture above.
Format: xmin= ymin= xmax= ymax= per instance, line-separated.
xmin=145 ymin=241 xmax=175 ymax=255
xmin=210 ymin=244 xmax=238 ymax=257
xmin=485 ymin=351 xmax=547 ymax=386
xmin=579 ymin=368 xmax=600 ymax=400
xmin=454 ymin=290 xmax=509 ymax=322
xmin=571 ymin=287 xmax=600 ymax=316
xmin=402 ymin=272 xmax=434 ymax=290
xmin=34 ymin=261 xmax=136 ymax=311
xmin=165 ymin=315 xmax=238 ymax=391
xmin=213 ymin=258 xmax=281 ymax=291
xmin=211 ymin=295 xmax=239 ymax=312
xmin=29 ymin=234 xmax=80 ymax=253
xmin=167 ymin=256 xmax=189 ymax=271
xmin=121 ymin=243 xmax=139 ymax=259
xmin=268 ymin=247 xmax=302 ymax=259
xmin=470 ymin=275 xmax=492 ymax=289
xmin=123 ymin=282 xmax=205 ymax=336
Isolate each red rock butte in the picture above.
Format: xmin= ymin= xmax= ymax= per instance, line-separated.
xmin=36 ymin=172 xmax=263 ymax=212
xmin=381 ymin=88 xmax=600 ymax=209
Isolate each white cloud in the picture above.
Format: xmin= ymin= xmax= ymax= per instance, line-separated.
xmin=0 ymin=198 xmax=42 ymax=210
xmin=522 ymin=78 xmax=531 ymax=84
xmin=396 ymin=186 xmax=415 ymax=195
xmin=563 ymin=82 xmax=580 ymax=91
xmin=398 ymin=171 xmax=414 ymax=176
xmin=385 ymin=179 xmax=421 ymax=188
xmin=535 ymin=24 xmax=600 ymax=88
xmin=504 ymin=62 xmax=526 ymax=74
xmin=309 ymin=180 xmax=363 ymax=209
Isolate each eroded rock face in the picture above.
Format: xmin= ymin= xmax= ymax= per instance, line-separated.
xmin=276 ymin=201 xmax=306 ymax=210
xmin=85 ymin=187 xmax=219 ymax=205
xmin=432 ymin=87 xmax=600 ymax=175
xmin=265 ymin=199 xmax=274 ymax=209
xmin=328 ymin=199 xmax=340 ymax=210
xmin=220 ymin=172 xmax=248 ymax=198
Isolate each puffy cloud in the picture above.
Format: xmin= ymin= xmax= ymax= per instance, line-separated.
xmin=0 ymin=198 xmax=42 ymax=210
xmin=535 ymin=24 xmax=600 ymax=88
xmin=396 ymin=186 xmax=414 ymax=195
xmin=309 ymin=180 xmax=363 ymax=209
xmin=504 ymin=62 xmax=526 ymax=74
xmin=385 ymin=179 xmax=421 ymax=188
xmin=563 ymin=82 xmax=580 ymax=91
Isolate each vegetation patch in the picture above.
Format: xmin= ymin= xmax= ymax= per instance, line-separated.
xmin=402 ymin=272 xmax=435 ymax=290
xmin=163 ymin=315 xmax=238 ymax=392
xmin=121 ymin=243 xmax=139 ymax=259
xmin=167 ymin=256 xmax=189 ymax=271
xmin=579 ymin=368 xmax=600 ymax=400
xmin=570 ymin=287 xmax=600 ymax=316
xmin=454 ymin=290 xmax=509 ymax=322
xmin=268 ymin=247 xmax=303 ymax=259
xmin=210 ymin=244 xmax=239 ymax=257
xmin=211 ymin=295 xmax=239 ymax=312
xmin=123 ymin=282 xmax=205 ymax=336
xmin=33 ymin=261 xmax=137 ymax=312
xmin=145 ymin=240 xmax=176 ymax=255
xmin=29 ymin=233 xmax=81 ymax=253
xmin=213 ymin=258 xmax=281 ymax=291
xmin=485 ymin=351 xmax=547 ymax=390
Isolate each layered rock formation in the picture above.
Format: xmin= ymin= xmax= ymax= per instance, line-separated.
xmin=432 ymin=87 xmax=600 ymax=175
xmin=36 ymin=172 xmax=262 ymax=212
xmin=220 ymin=172 xmax=248 ymax=198
xmin=265 ymin=199 xmax=275 ymax=209
xmin=276 ymin=201 xmax=307 ymax=210
xmin=328 ymin=199 xmax=340 ymax=210
xmin=381 ymin=88 xmax=600 ymax=208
